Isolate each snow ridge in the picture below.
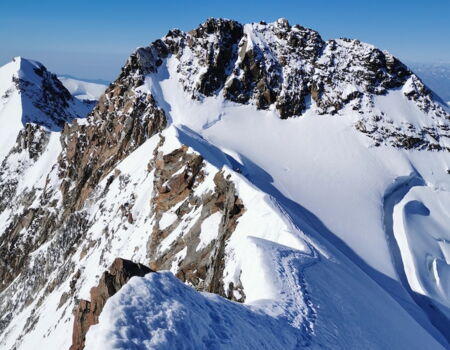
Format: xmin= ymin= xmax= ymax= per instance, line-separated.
xmin=1 ymin=18 xmax=450 ymax=350
xmin=9 ymin=57 xmax=91 ymax=131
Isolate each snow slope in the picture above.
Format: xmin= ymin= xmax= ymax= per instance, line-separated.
xmin=0 ymin=58 xmax=24 ymax=161
xmin=85 ymin=270 xmax=443 ymax=350
xmin=3 ymin=123 xmax=446 ymax=349
xmin=1 ymin=19 xmax=450 ymax=350
xmin=0 ymin=57 xmax=90 ymax=161
xmin=144 ymin=53 xmax=450 ymax=280
xmin=58 ymin=75 xmax=108 ymax=101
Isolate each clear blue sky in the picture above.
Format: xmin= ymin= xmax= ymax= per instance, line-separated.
xmin=1 ymin=0 xmax=449 ymax=81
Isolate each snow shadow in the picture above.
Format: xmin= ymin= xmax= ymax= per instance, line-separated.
xmin=383 ymin=173 xmax=450 ymax=346
xmin=176 ymin=124 xmax=450 ymax=348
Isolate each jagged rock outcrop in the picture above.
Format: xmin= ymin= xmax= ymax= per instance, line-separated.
xmin=70 ymin=258 xmax=153 ymax=350
xmin=0 ymin=61 xmax=165 ymax=297
xmin=155 ymin=18 xmax=408 ymax=114
xmin=1 ymin=17 xmax=450 ymax=350
xmin=58 ymin=68 xmax=167 ymax=213
xmin=10 ymin=57 xmax=90 ymax=131
xmin=142 ymin=18 xmax=449 ymax=150
xmin=0 ymin=124 xmax=50 ymax=214
xmin=147 ymin=140 xmax=245 ymax=300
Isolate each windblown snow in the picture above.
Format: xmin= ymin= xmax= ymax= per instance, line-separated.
xmin=85 ymin=270 xmax=441 ymax=350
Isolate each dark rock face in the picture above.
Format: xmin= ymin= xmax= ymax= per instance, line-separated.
xmin=147 ymin=140 xmax=245 ymax=301
xmin=0 ymin=125 xmax=52 ymax=290
xmin=189 ymin=19 xmax=244 ymax=96
xmin=162 ymin=18 xmax=245 ymax=100
xmin=58 ymin=64 xmax=167 ymax=213
xmin=153 ymin=18 xmax=412 ymax=118
xmin=120 ymin=39 xmax=169 ymax=79
xmin=13 ymin=124 xmax=51 ymax=161
xmin=70 ymin=258 xmax=153 ymax=350
xmin=224 ymin=20 xmax=324 ymax=117
xmin=0 ymin=124 xmax=49 ymax=214
xmin=132 ymin=18 xmax=448 ymax=150
xmin=13 ymin=58 xmax=87 ymax=131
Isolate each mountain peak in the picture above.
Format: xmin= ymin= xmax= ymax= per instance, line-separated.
xmin=7 ymin=56 xmax=50 ymax=85
xmin=13 ymin=56 xmax=44 ymax=70
xmin=2 ymin=18 xmax=450 ymax=350
xmin=0 ymin=57 xmax=91 ymax=132
xmin=117 ymin=18 xmax=449 ymax=150
xmin=275 ymin=17 xmax=290 ymax=27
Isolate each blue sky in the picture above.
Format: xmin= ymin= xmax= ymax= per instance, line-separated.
xmin=1 ymin=0 xmax=449 ymax=80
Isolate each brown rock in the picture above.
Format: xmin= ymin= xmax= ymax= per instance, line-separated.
xmin=69 ymin=258 xmax=153 ymax=350
xmin=148 ymin=144 xmax=246 ymax=302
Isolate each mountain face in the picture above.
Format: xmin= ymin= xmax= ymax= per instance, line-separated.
xmin=1 ymin=18 xmax=450 ymax=350
xmin=410 ymin=62 xmax=450 ymax=103
xmin=0 ymin=57 xmax=91 ymax=131
xmin=0 ymin=57 xmax=92 ymax=165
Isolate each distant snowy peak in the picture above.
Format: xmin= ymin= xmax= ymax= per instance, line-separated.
xmin=58 ymin=75 xmax=108 ymax=101
xmin=0 ymin=57 xmax=91 ymax=131
xmin=122 ymin=18 xmax=449 ymax=150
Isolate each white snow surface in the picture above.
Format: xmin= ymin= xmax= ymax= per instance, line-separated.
xmin=197 ymin=212 xmax=222 ymax=251
xmin=85 ymin=270 xmax=442 ymax=350
xmin=80 ymin=49 xmax=450 ymax=348
xmin=394 ymin=186 xmax=450 ymax=308
xmin=0 ymin=57 xmax=90 ymax=162
xmin=0 ymin=58 xmax=26 ymax=161
xmin=58 ymin=76 xmax=108 ymax=101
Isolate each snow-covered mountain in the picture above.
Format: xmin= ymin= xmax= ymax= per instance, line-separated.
xmin=1 ymin=18 xmax=450 ymax=350
xmin=58 ymin=75 xmax=108 ymax=102
xmin=0 ymin=57 xmax=91 ymax=161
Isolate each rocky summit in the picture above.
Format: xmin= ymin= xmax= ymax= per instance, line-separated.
xmin=0 ymin=18 xmax=450 ymax=350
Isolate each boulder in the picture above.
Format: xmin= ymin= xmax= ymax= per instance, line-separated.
xmin=69 ymin=258 xmax=153 ymax=350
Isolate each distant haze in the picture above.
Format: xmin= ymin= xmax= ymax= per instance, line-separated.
xmin=408 ymin=63 xmax=450 ymax=102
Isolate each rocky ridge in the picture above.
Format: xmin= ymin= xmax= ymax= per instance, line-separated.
xmin=0 ymin=51 xmax=247 ymax=348
xmin=0 ymin=18 xmax=450 ymax=350
xmin=4 ymin=57 xmax=90 ymax=131
xmin=139 ymin=18 xmax=449 ymax=150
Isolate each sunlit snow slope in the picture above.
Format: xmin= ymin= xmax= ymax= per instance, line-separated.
xmin=0 ymin=57 xmax=90 ymax=160
xmin=58 ymin=76 xmax=108 ymax=101
xmin=1 ymin=19 xmax=450 ymax=350
xmin=89 ymin=20 xmax=450 ymax=347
